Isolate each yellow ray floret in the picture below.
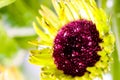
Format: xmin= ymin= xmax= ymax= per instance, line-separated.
xmin=29 ymin=0 xmax=115 ymax=80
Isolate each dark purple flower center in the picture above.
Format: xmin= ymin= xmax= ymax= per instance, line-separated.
xmin=53 ymin=19 xmax=102 ymax=77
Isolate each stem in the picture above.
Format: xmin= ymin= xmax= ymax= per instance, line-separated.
xmin=111 ymin=0 xmax=120 ymax=80
xmin=111 ymin=46 xmax=120 ymax=80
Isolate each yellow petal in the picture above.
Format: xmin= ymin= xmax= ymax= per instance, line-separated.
xmin=33 ymin=22 xmax=51 ymax=41
xmin=36 ymin=17 xmax=57 ymax=38
xmin=65 ymin=0 xmax=80 ymax=20
xmin=39 ymin=6 xmax=60 ymax=30
xmin=28 ymin=40 xmax=52 ymax=47
xmin=29 ymin=48 xmax=54 ymax=66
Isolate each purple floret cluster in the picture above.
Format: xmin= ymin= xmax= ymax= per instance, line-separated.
xmin=53 ymin=19 xmax=102 ymax=77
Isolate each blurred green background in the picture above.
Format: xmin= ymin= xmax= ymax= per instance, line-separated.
xmin=0 ymin=0 xmax=120 ymax=80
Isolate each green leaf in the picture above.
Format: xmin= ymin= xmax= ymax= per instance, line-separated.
xmin=0 ymin=0 xmax=52 ymax=27
xmin=0 ymin=25 xmax=18 ymax=65
xmin=0 ymin=0 xmax=16 ymax=8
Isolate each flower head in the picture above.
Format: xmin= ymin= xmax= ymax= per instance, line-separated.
xmin=29 ymin=0 xmax=115 ymax=80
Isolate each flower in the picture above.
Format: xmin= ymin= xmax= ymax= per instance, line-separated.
xmin=29 ymin=0 xmax=115 ymax=80
xmin=0 ymin=66 xmax=24 ymax=80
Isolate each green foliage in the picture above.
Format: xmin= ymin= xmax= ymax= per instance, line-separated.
xmin=0 ymin=0 xmax=16 ymax=8
xmin=101 ymin=0 xmax=107 ymax=9
xmin=0 ymin=0 xmax=52 ymax=27
xmin=14 ymin=35 xmax=38 ymax=49
xmin=113 ymin=0 xmax=120 ymax=37
xmin=0 ymin=25 xmax=18 ymax=65
xmin=112 ymin=0 xmax=120 ymax=80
